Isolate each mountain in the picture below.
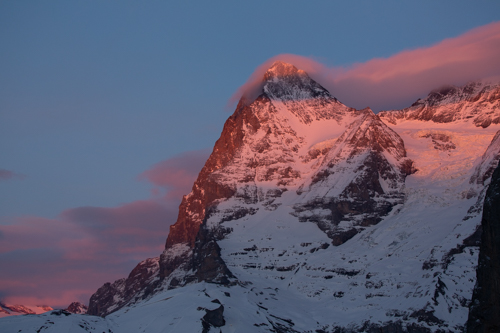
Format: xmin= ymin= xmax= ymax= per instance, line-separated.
xmin=0 ymin=303 xmax=53 ymax=318
xmin=2 ymin=61 xmax=500 ymax=332
xmin=65 ymin=302 xmax=88 ymax=314
xmin=0 ymin=300 xmax=87 ymax=318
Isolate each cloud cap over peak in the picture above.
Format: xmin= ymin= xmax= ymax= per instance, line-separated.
xmin=228 ymin=54 xmax=330 ymax=107
xmin=230 ymin=21 xmax=500 ymax=112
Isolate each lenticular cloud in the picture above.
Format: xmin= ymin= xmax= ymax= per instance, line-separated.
xmin=231 ymin=21 xmax=500 ymax=112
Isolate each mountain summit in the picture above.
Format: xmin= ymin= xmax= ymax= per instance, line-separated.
xmin=263 ymin=61 xmax=303 ymax=79
xmin=5 ymin=63 xmax=500 ymax=332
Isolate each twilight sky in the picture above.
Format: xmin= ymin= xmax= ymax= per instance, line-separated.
xmin=1 ymin=1 xmax=500 ymax=308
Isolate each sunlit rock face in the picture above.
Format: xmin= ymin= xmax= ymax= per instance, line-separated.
xmin=82 ymin=62 xmax=500 ymax=332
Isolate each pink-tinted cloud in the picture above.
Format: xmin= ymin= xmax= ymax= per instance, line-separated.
xmin=231 ymin=21 xmax=500 ymax=111
xmin=0 ymin=201 xmax=175 ymax=308
xmin=0 ymin=169 xmax=26 ymax=181
xmin=59 ymin=200 xmax=172 ymax=259
xmin=139 ymin=149 xmax=211 ymax=200
xmin=0 ymin=149 xmax=211 ymax=309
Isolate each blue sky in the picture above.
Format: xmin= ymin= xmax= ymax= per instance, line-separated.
xmin=1 ymin=1 xmax=499 ymax=307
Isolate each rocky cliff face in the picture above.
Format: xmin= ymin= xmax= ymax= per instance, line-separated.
xmin=467 ymin=160 xmax=500 ymax=333
xmin=87 ymin=257 xmax=159 ymax=316
xmin=84 ymin=63 xmax=500 ymax=332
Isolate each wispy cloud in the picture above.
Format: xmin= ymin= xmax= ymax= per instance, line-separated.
xmin=0 ymin=202 xmax=174 ymax=308
xmin=138 ymin=149 xmax=211 ymax=200
xmin=0 ymin=169 xmax=26 ymax=182
xmin=230 ymin=21 xmax=500 ymax=112
xmin=0 ymin=149 xmax=210 ymax=308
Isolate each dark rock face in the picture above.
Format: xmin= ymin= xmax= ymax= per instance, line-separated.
xmin=65 ymin=302 xmax=88 ymax=314
xmin=467 ymin=161 xmax=500 ymax=332
xmin=191 ymin=224 xmax=234 ymax=285
xmin=87 ymin=257 xmax=159 ymax=317
xmin=50 ymin=309 xmax=72 ymax=316
xmin=201 ymin=301 xmax=225 ymax=333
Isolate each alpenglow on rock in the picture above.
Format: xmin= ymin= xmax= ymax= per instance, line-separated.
xmin=7 ymin=61 xmax=500 ymax=333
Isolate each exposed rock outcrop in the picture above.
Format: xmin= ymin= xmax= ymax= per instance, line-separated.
xmin=201 ymin=300 xmax=225 ymax=333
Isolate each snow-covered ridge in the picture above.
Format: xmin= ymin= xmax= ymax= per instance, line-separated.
xmin=379 ymin=80 xmax=500 ymax=128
